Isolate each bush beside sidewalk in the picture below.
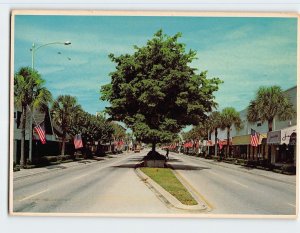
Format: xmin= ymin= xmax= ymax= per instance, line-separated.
xmin=13 ymin=151 xmax=127 ymax=172
xmin=179 ymin=152 xmax=296 ymax=175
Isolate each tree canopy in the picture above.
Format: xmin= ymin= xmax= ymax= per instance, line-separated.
xmin=247 ymin=86 xmax=295 ymax=131
xmin=100 ymin=30 xmax=222 ymax=148
xmin=14 ymin=67 xmax=52 ymax=166
xmin=51 ymin=95 xmax=82 ymax=155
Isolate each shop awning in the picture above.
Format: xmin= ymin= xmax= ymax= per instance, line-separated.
xmin=266 ymin=125 xmax=297 ymax=145
xmin=289 ymin=132 xmax=296 ymax=145
xmin=267 ymin=130 xmax=281 ymax=144
xmin=232 ymin=133 xmax=267 ymax=146
xmin=259 ymin=133 xmax=267 ymax=144
xmin=232 ymin=135 xmax=250 ymax=145
xmin=280 ymin=125 xmax=296 ymax=145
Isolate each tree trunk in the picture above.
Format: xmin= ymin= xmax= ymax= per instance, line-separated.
xmin=214 ymin=128 xmax=218 ymax=158
xmin=20 ymin=105 xmax=26 ymax=168
xmin=227 ymin=127 xmax=230 ymax=158
xmin=61 ymin=135 xmax=66 ymax=156
xmin=267 ymin=118 xmax=273 ymax=163
xmin=152 ymin=141 xmax=156 ymax=152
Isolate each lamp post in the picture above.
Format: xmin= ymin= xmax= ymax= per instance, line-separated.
xmin=28 ymin=41 xmax=71 ymax=163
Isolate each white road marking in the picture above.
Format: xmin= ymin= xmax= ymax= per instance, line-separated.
xmin=209 ymin=171 xmax=249 ymax=189
xmin=72 ymin=173 xmax=90 ymax=181
xmin=287 ymin=203 xmax=296 ymax=207
xmin=231 ymin=180 xmax=249 ymax=189
xmin=18 ymin=189 xmax=48 ymax=202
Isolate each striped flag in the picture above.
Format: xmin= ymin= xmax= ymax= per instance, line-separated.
xmin=250 ymin=128 xmax=259 ymax=147
xmin=218 ymin=139 xmax=223 ymax=150
xmin=34 ymin=123 xmax=46 ymax=144
xmin=74 ymin=134 xmax=83 ymax=149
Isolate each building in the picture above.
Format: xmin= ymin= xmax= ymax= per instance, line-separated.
xmin=13 ymin=107 xmax=74 ymax=164
xmin=210 ymin=86 xmax=297 ymax=165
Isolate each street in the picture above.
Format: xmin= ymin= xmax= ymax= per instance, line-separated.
xmin=13 ymin=151 xmax=176 ymax=214
xmin=165 ymin=150 xmax=296 ymax=215
xmin=13 ymin=150 xmax=296 ymax=215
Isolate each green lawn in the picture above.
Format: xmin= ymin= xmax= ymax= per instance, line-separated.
xmin=140 ymin=167 xmax=197 ymax=205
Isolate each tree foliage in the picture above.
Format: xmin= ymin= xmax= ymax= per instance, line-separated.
xmin=247 ymin=86 xmax=295 ymax=131
xmin=220 ymin=107 xmax=242 ymax=156
xmin=206 ymin=111 xmax=222 ymax=157
xmin=101 ymin=30 xmax=222 ymax=148
xmin=51 ymin=95 xmax=82 ymax=155
xmin=14 ymin=67 xmax=52 ymax=166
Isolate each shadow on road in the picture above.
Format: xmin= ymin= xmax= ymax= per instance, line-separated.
xmin=166 ymin=158 xmax=181 ymax=162
xmin=127 ymin=158 xmax=144 ymax=162
xmin=169 ymin=164 xmax=210 ymax=171
xmin=112 ymin=164 xmax=138 ymax=169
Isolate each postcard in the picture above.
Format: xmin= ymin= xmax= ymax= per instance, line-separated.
xmin=10 ymin=10 xmax=299 ymax=218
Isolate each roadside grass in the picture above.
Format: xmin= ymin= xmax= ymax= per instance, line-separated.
xmin=140 ymin=167 xmax=197 ymax=205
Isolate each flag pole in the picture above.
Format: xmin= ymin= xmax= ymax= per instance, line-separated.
xmin=27 ymin=105 xmax=40 ymax=162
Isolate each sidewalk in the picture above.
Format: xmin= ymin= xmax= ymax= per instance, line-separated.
xmin=177 ymin=153 xmax=296 ymax=184
xmin=13 ymin=159 xmax=100 ymax=180
xmin=13 ymin=151 xmax=137 ymax=180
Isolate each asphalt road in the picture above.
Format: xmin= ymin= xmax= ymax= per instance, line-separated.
xmin=164 ymin=150 xmax=296 ymax=215
xmin=13 ymin=149 xmax=296 ymax=216
xmin=13 ymin=151 xmax=176 ymax=214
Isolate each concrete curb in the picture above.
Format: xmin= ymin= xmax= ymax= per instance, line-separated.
xmin=135 ymin=166 xmax=208 ymax=213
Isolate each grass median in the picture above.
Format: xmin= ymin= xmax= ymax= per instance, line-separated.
xmin=140 ymin=167 xmax=197 ymax=205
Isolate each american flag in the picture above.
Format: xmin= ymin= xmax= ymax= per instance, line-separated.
xmin=218 ymin=139 xmax=223 ymax=150
xmin=250 ymin=128 xmax=259 ymax=147
xmin=74 ymin=134 xmax=83 ymax=149
xmin=34 ymin=123 xmax=46 ymax=144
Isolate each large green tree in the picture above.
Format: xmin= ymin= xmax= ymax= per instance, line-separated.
xmin=51 ymin=95 xmax=82 ymax=155
xmin=14 ymin=67 xmax=52 ymax=167
xmin=100 ymin=30 xmax=222 ymax=153
xmin=247 ymin=86 xmax=295 ymax=161
xmin=220 ymin=107 xmax=242 ymax=157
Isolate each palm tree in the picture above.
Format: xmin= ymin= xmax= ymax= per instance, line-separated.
xmin=247 ymin=86 xmax=296 ymax=161
xmin=207 ymin=111 xmax=222 ymax=158
xmin=51 ymin=95 xmax=82 ymax=155
xmin=220 ymin=107 xmax=242 ymax=157
xmin=14 ymin=67 xmax=52 ymax=167
xmin=247 ymin=86 xmax=295 ymax=132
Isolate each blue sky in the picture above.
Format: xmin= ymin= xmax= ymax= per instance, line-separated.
xmin=14 ymin=15 xmax=297 ymax=115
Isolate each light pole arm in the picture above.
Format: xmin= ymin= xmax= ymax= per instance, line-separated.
xmin=31 ymin=41 xmax=71 ymax=69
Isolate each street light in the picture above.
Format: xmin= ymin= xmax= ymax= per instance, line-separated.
xmin=31 ymin=41 xmax=71 ymax=69
xmin=28 ymin=41 xmax=71 ymax=162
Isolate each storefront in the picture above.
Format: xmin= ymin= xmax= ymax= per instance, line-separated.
xmin=267 ymin=125 xmax=296 ymax=164
xmin=232 ymin=135 xmax=250 ymax=158
xmin=280 ymin=126 xmax=296 ymax=165
xmin=232 ymin=133 xmax=267 ymax=160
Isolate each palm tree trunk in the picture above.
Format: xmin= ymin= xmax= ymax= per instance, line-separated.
xmin=214 ymin=128 xmax=218 ymax=158
xmin=227 ymin=127 xmax=230 ymax=158
xmin=61 ymin=134 xmax=66 ymax=156
xmin=20 ymin=105 xmax=26 ymax=168
xmin=267 ymin=118 xmax=273 ymax=163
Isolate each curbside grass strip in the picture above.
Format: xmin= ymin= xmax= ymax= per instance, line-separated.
xmin=167 ymin=163 xmax=214 ymax=211
xmin=135 ymin=166 xmax=208 ymax=212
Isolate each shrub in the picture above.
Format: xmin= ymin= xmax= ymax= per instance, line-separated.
xmin=281 ymin=164 xmax=296 ymax=175
xmin=236 ymin=159 xmax=246 ymax=165
xmin=245 ymin=160 xmax=258 ymax=167
xmin=224 ymin=158 xmax=235 ymax=163
xmin=13 ymin=162 xmax=20 ymax=172
xmin=23 ymin=164 xmax=36 ymax=169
